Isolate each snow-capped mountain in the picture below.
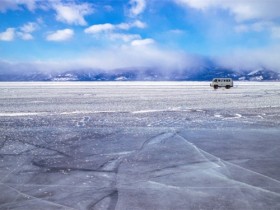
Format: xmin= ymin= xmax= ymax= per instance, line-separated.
xmin=242 ymin=69 xmax=279 ymax=81
xmin=0 ymin=67 xmax=279 ymax=81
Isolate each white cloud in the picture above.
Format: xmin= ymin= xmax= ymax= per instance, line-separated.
xmin=46 ymin=29 xmax=74 ymax=41
xmin=129 ymin=0 xmax=146 ymax=16
xmin=175 ymin=0 xmax=280 ymax=21
xmin=0 ymin=44 xmax=200 ymax=74
xmin=84 ymin=23 xmax=115 ymax=34
xmin=19 ymin=0 xmax=38 ymax=11
xmin=131 ymin=20 xmax=146 ymax=29
xmin=109 ymin=33 xmax=141 ymax=42
xmin=85 ymin=20 xmax=146 ymax=34
xmin=0 ymin=0 xmax=38 ymax=12
xmin=71 ymin=44 xmax=198 ymax=71
xmin=3 ymin=44 xmax=280 ymax=73
xmin=216 ymin=45 xmax=280 ymax=72
xmin=17 ymin=32 xmax=33 ymax=40
xmin=271 ymin=26 xmax=280 ymax=39
xmin=116 ymin=23 xmax=131 ymax=30
xmin=85 ymin=21 xmax=147 ymax=43
xmin=131 ymin=38 xmax=155 ymax=46
xmin=0 ymin=22 xmax=38 ymax=41
xmin=0 ymin=0 xmax=18 ymax=12
xmin=20 ymin=22 xmax=37 ymax=33
xmin=53 ymin=2 xmax=93 ymax=25
xmin=16 ymin=22 xmax=38 ymax=40
xmin=168 ymin=29 xmax=185 ymax=35
xmin=116 ymin=20 xmax=146 ymax=30
xmin=234 ymin=21 xmax=280 ymax=39
xmin=234 ymin=22 xmax=273 ymax=33
xmin=0 ymin=28 xmax=15 ymax=41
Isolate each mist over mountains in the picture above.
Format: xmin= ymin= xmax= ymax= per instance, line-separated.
xmin=0 ymin=65 xmax=279 ymax=81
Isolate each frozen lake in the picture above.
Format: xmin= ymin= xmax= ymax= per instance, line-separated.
xmin=0 ymin=82 xmax=280 ymax=210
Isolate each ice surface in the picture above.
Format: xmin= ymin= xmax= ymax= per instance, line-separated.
xmin=0 ymin=82 xmax=280 ymax=210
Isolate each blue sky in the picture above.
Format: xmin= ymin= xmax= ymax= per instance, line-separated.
xmin=1 ymin=0 xmax=280 ymax=72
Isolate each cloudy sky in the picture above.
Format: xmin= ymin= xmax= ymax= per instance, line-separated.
xmin=1 ymin=0 xmax=280 ymax=72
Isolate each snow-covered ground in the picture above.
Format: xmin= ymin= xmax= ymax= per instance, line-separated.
xmin=0 ymin=82 xmax=279 ymax=209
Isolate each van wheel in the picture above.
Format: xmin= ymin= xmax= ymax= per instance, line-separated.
xmin=214 ymin=85 xmax=218 ymax=89
xmin=226 ymin=85 xmax=230 ymax=89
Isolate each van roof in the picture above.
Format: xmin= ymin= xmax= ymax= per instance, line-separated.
xmin=213 ymin=78 xmax=232 ymax=80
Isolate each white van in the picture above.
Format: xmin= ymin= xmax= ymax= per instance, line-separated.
xmin=210 ymin=78 xmax=233 ymax=89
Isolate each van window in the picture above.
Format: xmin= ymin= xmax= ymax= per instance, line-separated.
xmin=214 ymin=79 xmax=217 ymax=82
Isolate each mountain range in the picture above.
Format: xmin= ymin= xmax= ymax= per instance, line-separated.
xmin=0 ymin=66 xmax=279 ymax=81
